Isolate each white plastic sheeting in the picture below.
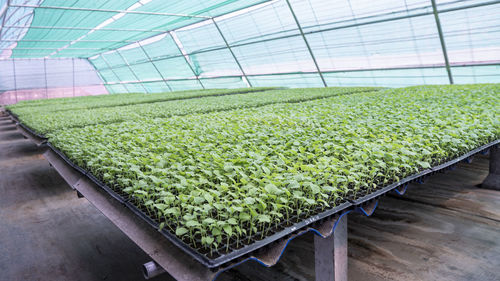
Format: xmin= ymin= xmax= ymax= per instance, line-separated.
xmin=0 ymin=58 xmax=107 ymax=104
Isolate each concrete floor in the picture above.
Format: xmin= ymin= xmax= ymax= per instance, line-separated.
xmin=1 ymin=115 xmax=499 ymax=281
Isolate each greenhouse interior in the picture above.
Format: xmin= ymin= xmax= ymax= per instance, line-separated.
xmin=0 ymin=0 xmax=499 ymax=281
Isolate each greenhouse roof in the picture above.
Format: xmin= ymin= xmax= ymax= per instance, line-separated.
xmin=0 ymin=0 xmax=499 ymax=91
xmin=0 ymin=0 xmax=270 ymax=58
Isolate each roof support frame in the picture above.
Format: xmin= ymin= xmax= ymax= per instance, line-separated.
xmin=431 ymin=0 xmax=454 ymax=84
xmin=168 ymin=31 xmax=205 ymax=89
xmin=0 ymin=0 xmax=12 ymax=40
xmin=116 ymin=49 xmax=149 ymax=93
xmin=86 ymin=0 xmax=500 ymax=68
xmin=99 ymin=61 xmax=500 ymax=85
xmin=8 ymin=4 xmax=210 ymax=19
xmin=211 ymin=18 xmax=252 ymax=87
xmin=285 ymin=0 xmax=327 ymax=87
xmin=137 ymin=40 xmax=173 ymax=92
xmin=100 ymin=54 xmax=132 ymax=93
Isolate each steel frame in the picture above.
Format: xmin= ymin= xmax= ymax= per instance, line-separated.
xmin=78 ymin=0 xmax=500 ymax=76
xmin=480 ymin=145 xmax=500 ymax=191
xmin=99 ymin=62 xmax=500 ymax=86
xmin=116 ymin=49 xmax=149 ymax=93
xmin=211 ymin=18 xmax=252 ymax=87
xmin=11 ymin=58 xmax=17 ymax=103
xmin=0 ymin=0 xmax=11 ymax=40
xmin=2 ymin=0 xmax=499 ymax=64
xmin=2 ymin=0 xmax=499 ymax=93
xmin=1 ymin=1 xmax=499 ymax=47
xmin=285 ymin=0 xmax=327 ymax=87
xmin=100 ymin=54 xmax=132 ymax=93
xmin=431 ymin=0 xmax=454 ymax=84
xmin=137 ymin=40 xmax=173 ymax=92
xmin=314 ymin=216 xmax=348 ymax=281
xmin=43 ymin=57 xmax=48 ymax=98
xmin=9 ymin=4 xmax=210 ymax=19
xmin=72 ymin=58 xmax=75 ymax=96
xmin=169 ymin=31 xmax=205 ymax=89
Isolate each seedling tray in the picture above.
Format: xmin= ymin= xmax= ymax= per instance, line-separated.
xmin=18 ymin=122 xmax=48 ymax=141
xmin=351 ymin=139 xmax=499 ymax=205
xmin=42 ymin=138 xmax=499 ymax=268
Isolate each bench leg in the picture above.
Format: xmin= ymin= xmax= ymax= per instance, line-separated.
xmin=481 ymin=145 xmax=500 ymax=191
xmin=314 ymin=215 xmax=348 ymax=281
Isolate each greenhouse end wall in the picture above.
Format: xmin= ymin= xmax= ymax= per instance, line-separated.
xmin=0 ymin=58 xmax=108 ymax=104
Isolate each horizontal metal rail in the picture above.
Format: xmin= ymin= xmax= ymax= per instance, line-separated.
xmin=8 ymin=4 xmax=210 ymax=18
xmin=0 ymin=39 xmax=139 ymax=43
xmin=2 ymin=25 xmax=180 ymax=33
xmin=0 ymin=47 xmax=104 ymax=50
xmin=99 ymin=61 xmax=500 ymax=85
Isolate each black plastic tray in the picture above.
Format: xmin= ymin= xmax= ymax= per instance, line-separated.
xmin=40 ymin=138 xmax=500 ymax=268
xmin=45 ymin=142 xmax=354 ymax=267
xmin=351 ymin=139 xmax=499 ymax=205
xmin=18 ymin=122 xmax=48 ymax=141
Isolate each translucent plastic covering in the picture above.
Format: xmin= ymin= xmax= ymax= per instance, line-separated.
xmin=0 ymin=58 xmax=107 ymax=104
xmin=1 ymin=0 xmax=499 ymax=92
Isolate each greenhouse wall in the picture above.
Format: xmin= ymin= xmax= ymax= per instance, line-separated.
xmin=1 ymin=0 xmax=499 ymax=94
xmin=0 ymin=58 xmax=108 ymax=104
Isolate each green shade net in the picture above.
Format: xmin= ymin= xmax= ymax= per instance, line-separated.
xmin=4 ymin=0 xmax=500 ymax=91
xmin=11 ymin=0 xmax=269 ymax=58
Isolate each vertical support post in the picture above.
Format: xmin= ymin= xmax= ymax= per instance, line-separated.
xmin=285 ymin=0 xmax=327 ymax=87
xmin=169 ymin=31 xmax=205 ymax=89
xmin=481 ymin=145 xmax=500 ymax=190
xmin=72 ymin=58 xmax=75 ymax=97
xmin=12 ymin=59 xmax=18 ymax=103
xmin=100 ymin=54 xmax=132 ymax=94
xmin=431 ymin=0 xmax=453 ymax=84
xmin=43 ymin=58 xmax=48 ymax=99
xmin=116 ymin=49 xmax=149 ymax=93
xmin=137 ymin=41 xmax=173 ymax=92
xmin=314 ymin=215 xmax=348 ymax=281
xmin=211 ymin=18 xmax=252 ymax=88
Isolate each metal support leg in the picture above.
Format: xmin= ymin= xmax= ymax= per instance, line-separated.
xmin=431 ymin=0 xmax=454 ymax=84
xmin=314 ymin=215 xmax=348 ymax=281
xmin=481 ymin=145 xmax=500 ymax=190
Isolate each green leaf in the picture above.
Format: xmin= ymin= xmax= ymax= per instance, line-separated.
xmin=175 ymin=227 xmax=189 ymax=236
xmin=223 ymin=225 xmax=232 ymax=236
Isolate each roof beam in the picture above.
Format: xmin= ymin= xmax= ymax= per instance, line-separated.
xmin=3 ymin=24 xmax=176 ymax=33
xmin=431 ymin=0 xmax=454 ymax=84
xmin=0 ymin=0 xmax=11 ymax=40
xmin=100 ymin=61 xmax=500 ymax=85
xmin=0 ymin=11 xmax=33 ymax=39
xmin=0 ymin=47 xmax=106 ymax=50
xmin=9 ymin=4 xmax=210 ymax=19
xmin=0 ymin=39 xmax=139 ymax=43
